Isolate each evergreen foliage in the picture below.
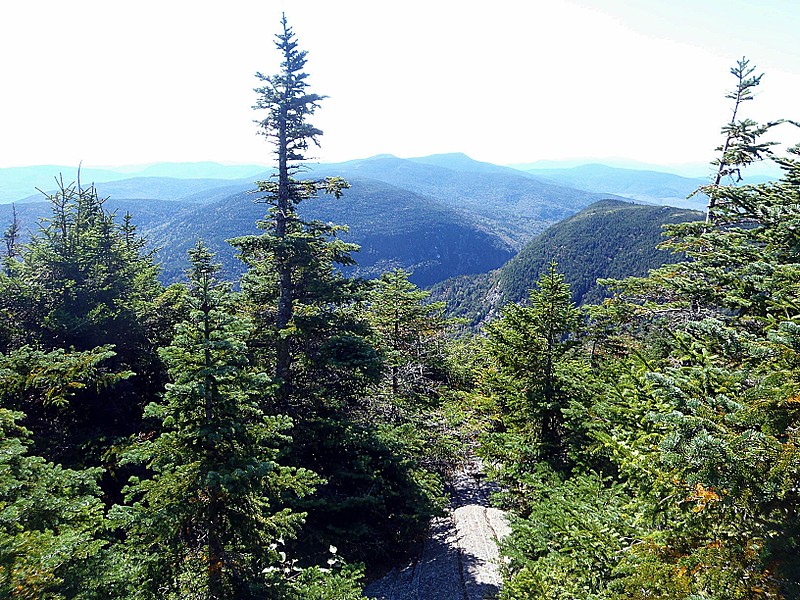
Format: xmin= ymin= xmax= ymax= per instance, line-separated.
xmin=367 ymin=269 xmax=451 ymax=402
xmin=0 ymin=408 xmax=105 ymax=599
xmin=235 ymin=13 xmax=351 ymax=407
xmin=229 ymin=15 xmax=446 ymax=571
xmin=0 ymin=176 xmax=170 ymax=469
xmin=112 ymin=242 xmax=320 ymax=598
xmin=6 ymin=18 xmax=800 ymax=600
xmin=480 ymin=58 xmax=800 ymax=599
xmin=483 ymin=262 xmax=584 ymax=474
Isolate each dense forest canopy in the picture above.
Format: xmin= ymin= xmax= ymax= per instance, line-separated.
xmin=1 ymin=15 xmax=799 ymax=600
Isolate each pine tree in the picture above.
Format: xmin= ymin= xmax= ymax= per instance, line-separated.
xmin=703 ymin=58 xmax=778 ymax=223
xmin=0 ymin=408 xmax=105 ymax=599
xmin=363 ymin=268 xmax=459 ymax=491
xmin=576 ymin=60 xmax=800 ymax=598
xmin=0 ymin=342 xmax=123 ymax=593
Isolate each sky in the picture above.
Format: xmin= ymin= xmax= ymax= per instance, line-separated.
xmin=2 ymin=0 xmax=800 ymax=171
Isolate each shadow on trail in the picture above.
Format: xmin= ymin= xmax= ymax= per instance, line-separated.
xmin=364 ymin=464 xmax=507 ymax=600
xmin=363 ymin=519 xmax=501 ymax=599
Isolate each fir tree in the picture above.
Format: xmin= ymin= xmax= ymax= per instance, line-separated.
xmin=236 ymin=13 xmax=350 ymax=407
xmin=230 ymin=17 xmax=442 ymax=567
xmin=367 ymin=268 xmax=450 ymax=401
xmin=484 ymin=261 xmax=582 ymax=472
xmin=0 ymin=176 xmax=170 ymax=469
xmin=704 ymin=57 xmax=778 ymax=222
xmin=0 ymin=407 xmax=105 ymax=599
xmin=115 ymin=242 xmax=318 ymax=598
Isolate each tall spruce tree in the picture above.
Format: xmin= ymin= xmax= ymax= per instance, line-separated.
xmin=229 ymin=17 xmax=442 ymax=567
xmin=236 ymin=13 xmax=351 ymax=407
xmin=704 ymin=58 xmax=778 ymax=223
xmin=558 ymin=60 xmax=800 ymax=598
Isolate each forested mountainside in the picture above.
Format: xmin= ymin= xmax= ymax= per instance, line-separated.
xmin=310 ymin=153 xmax=623 ymax=248
xmin=430 ymin=199 xmax=703 ymax=327
xmin=0 ymin=176 xmax=515 ymax=288
xmin=147 ymin=177 xmax=515 ymax=286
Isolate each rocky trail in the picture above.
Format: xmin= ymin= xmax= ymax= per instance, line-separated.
xmin=364 ymin=463 xmax=510 ymax=600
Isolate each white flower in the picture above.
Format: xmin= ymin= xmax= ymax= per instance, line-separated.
xmin=329 ymin=545 xmax=338 ymax=554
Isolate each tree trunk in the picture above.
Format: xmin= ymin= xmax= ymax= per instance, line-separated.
xmin=275 ymin=104 xmax=293 ymax=407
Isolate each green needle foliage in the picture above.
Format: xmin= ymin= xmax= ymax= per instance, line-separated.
xmin=113 ymin=242 xmax=319 ymax=599
xmin=232 ymin=13 xmax=353 ymax=408
xmin=0 ymin=176 xmax=172 ymax=470
xmin=229 ymin=16 xmax=445 ymax=570
xmin=0 ymin=408 xmax=105 ymax=599
xmin=480 ymin=60 xmax=800 ymax=599
xmin=367 ymin=268 xmax=451 ymax=403
xmin=483 ymin=261 xmax=584 ymax=477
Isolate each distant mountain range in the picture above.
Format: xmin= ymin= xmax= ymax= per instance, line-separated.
xmin=0 ymin=154 xmax=715 ymax=294
xmin=308 ymin=153 xmax=621 ymax=248
xmin=5 ymin=153 xmax=610 ymax=287
xmin=523 ymin=163 xmax=708 ymax=209
xmin=0 ymin=162 xmax=270 ymax=204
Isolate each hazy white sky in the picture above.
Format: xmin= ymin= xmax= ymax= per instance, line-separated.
xmin=2 ymin=0 xmax=799 ymax=169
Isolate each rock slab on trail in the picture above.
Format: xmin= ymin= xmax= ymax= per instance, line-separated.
xmin=364 ymin=464 xmax=510 ymax=600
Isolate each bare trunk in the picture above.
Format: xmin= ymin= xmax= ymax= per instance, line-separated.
xmin=275 ymin=101 xmax=293 ymax=407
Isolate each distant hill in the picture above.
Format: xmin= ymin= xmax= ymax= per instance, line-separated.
xmin=430 ymin=200 xmax=704 ymax=327
xmin=309 ymin=154 xmax=625 ymax=248
xmin=1 ymin=166 xmax=132 ymax=204
xmin=407 ymin=152 xmax=534 ymax=176
xmin=147 ymin=177 xmax=515 ymax=287
xmin=0 ymin=162 xmax=269 ymax=204
xmin=522 ymin=163 xmax=708 ymax=209
xmin=89 ymin=177 xmax=256 ymax=204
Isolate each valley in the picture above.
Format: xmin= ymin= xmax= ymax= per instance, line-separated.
xmin=3 ymin=13 xmax=798 ymax=595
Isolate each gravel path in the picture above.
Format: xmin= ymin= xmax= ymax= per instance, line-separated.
xmin=364 ymin=463 xmax=510 ymax=600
